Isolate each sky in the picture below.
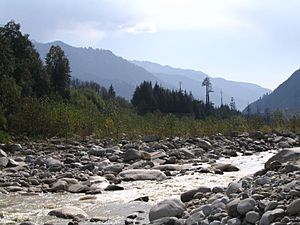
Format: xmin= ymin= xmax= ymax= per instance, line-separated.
xmin=1 ymin=0 xmax=300 ymax=90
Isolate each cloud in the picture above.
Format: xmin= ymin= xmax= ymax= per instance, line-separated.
xmin=122 ymin=22 xmax=157 ymax=34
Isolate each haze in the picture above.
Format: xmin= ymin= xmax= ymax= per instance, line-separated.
xmin=1 ymin=0 xmax=299 ymax=90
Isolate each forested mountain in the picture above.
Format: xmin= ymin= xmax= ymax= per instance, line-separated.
xmin=34 ymin=41 xmax=270 ymax=110
xmin=34 ymin=41 xmax=168 ymax=100
xmin=133 ymin=60 xmax=271 ymax=110
xmin=244 ymin=69 xmax=300 ymax=115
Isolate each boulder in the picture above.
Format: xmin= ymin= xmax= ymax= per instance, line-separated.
xmin=0 ymin=149 xmax=7 ymax=157
xmin=119 ymin=169 xmax=167 ymax=181
xmin=0 ymin=157 xmax=9 ymax=167
xmin=48 ymin=206 xmax=88 ymax=219
xmin=265 ymin=148 xmax=300 ymax=169
xmin=123 ymin=149 xmax=141 ymax=162
xmin=237 ymin=198 xmax=256 ymax=215
xmin=68 ymin=184 xmax=89 ymax=193
xmin=287 ymin=198 xmax=300 ymax=215
xmin=144 ymin=135 xmax=160 ymax=143
xmin=196 ymin=139 xmax=212 ymax=150
xmin=259 ymin=209 xmax=284 ymax=225
xmin=149 ymin=217 xmax=183 ymax=225
xmin=149 ymin=199 xmax=185 ymax=222
xmin=212 ymin=163 xmax=239 ymax=172
xmin=181 ymin=186 xmax=211 ymax=202
xmin=245 ymin=211 xmax=260 ymax=224
xmin=226 ymin=182 xmax=242 ymax=196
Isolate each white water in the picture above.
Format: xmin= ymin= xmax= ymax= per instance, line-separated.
xmin=0 ymin=150 xmax=275 ymax=225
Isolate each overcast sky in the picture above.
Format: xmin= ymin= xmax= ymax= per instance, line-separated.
xmin=1 ymin=0 xmax=300 ymax=90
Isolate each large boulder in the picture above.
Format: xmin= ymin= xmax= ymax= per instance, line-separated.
xmin=48 ymin=206 xmax=88 ymax=219
xmin=265 ymin=148 xmax=300 ymax=169
xmin=149 ymin=199 xmax=185 ymax=222
xmin=119 ymin=169 xmax=167 ymax=181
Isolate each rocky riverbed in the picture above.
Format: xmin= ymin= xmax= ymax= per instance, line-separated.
xmin=0 ymin=132 xmax=299 ymax=225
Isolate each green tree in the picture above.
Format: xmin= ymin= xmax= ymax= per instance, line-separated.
xmin=202 ymin=77 xmax=213 ymax=105
xmin=45 ymin=45 xmax=71 ymax=98
xmin=108 ymin=84 xmax=116 ymax=99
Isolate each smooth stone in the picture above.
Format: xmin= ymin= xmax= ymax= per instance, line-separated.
xmin=259 ymin=209 xmax=285 ymax=225
xmin=153 ymin=164 xmax=183 ymax=171
xmin=226 ymin=182 xmax=241 ymax=196
xmin=0 ymin=157 xmax=9 ymax=167
xmin=68 ymin=184 xmax=89 ymax=193
xmin=265 ymin=148 xmax=300 ymax=169
xmin=186 ymin=211 xmax=206 ymax=225
xmin=50 ymin=180 xmax=68 ymax=192
xmin=226 ymin=198 xmax=240 ymax=218
xmin=196 ymin=139 xmax=212 ymax=150
xmin=287 ymin=198 xmax=300 ymax=215
xmin=181 ymin=186 xmax=211 ymax=202
xmin=212 ymin=163 xmax=239 ymax=172
xmin=245 ymin=211 xmax=260 ymax=224
xmin=143 ymin=135 xmax=160 ymax=143
xmin=48 ymin=206 xmax=88 ymax=219
xmin=149 ymin=199 xmax=185 ymax=222
xmin=123 ymin=149 xmax=141 ymax=162
xmin=119 ymin=169 xmax=167 ymax=181
xmin=149 ymin=217 xmax=183 ymax=225
xmin=227 ymin=218 xmax=241 ymax=225
xmin=104 ymin=185 xmax=124 ymax=191
xmin=10 ymin=143 xmax=22 ymax=151
xmin=237 ymin=198 xmax=256 ymax=215
xmin=0 ymin=149 xmax=7 ymax=157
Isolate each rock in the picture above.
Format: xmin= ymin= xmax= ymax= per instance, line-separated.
xmin=287 ymin=198 xmax=300 ymax=215
xmin=48 ymin=206 xmax=88 ymax=219
xmin=265 ymin=148 xmax=300 ymax=169
xmin=68 ymin=184 xmax=89 ymax=193
xmin=104 ymin=185 xmax=124 ymax=191
xmin=226 ymin=182 xmax=241 ymax=196
xmin=7 ymin=158 xmax=19 ymax=167
xmin=245 ymin=211 xmax=260 ymax=224
xmin=153 ymin=164 xmax=183 ymax=171
xmin=143 ymin=135 xmax=160 ymax=143
xmin=186 ymin=211 xmax=206 ymax=225
xmin=227 ymin=218 xmax=241 ymax=225
xmin=212 ymin=163 xmax=239 ymax=172
xmin=237 ymin=198 xmax=256 ymax=215
xmin=149 ymin=199 xmax=185 ymax=222
xmin=278 ymin=141 xmax=290 ymax=148
xmin=10 ymin=143 xmax=22 ymax=151
xmin=88 ymin=176 xmax=109 ymax=190
xmin=0 ymin=149 xmax=7 ymax=157
xmin=259 ymin=209 xmax=285 ymax=225
xmin=181 ymin=186 xmax=211 ymax=202
xmin=6 ymin=186 xmax=23 ymax=192
xmin=123 ymin=149 xmax=141 ymax=162
xmin=119 ymin=169 xmax=167 ymax=181
xmin=150 ymin=151 xmax=167 ymax=160
xmin=46 ymin=157 xmax=63 ymax=168
xmin=226 ymin=198 xmax=240 ymax=218
xmin=149 ymin=217 xmax=183 ymax=225
xmin=0 ymin=157 xmax=9 ymax=167
xmin=89 ymin=146 xmax=105 ymax=157
xmin=50 ymin=180 xmax=68 ymax=192
xmin=196 ymin=139 xmax=212 ymax=150
xmin=133 ymin=196 xmax=149 ymax=202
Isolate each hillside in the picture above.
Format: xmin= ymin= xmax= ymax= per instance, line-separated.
xmin=34 ymin=41 xmax=270 ymax=109
xmin=244 ymin=69 xmax=300 ymax=114
xmin=133 ymin=61 xmax=271 ymax=110
xmin=34 ymin=41 xmax=167 ymax=100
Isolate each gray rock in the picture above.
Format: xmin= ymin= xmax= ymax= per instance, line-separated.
xmin=265 ymin=148 xmax=300 ymax=169
xmin=278 ymin=141 xmax=290 ymax=148
xmin=119 ymin=169 xmax=167 ymax=181
xmin=0 ymin=157 xmax=9 ymax=167
xmin=227 ymin=218 xmax=241 ymax=225
xmin=89 ymin=146 xmax=106 ymax=157
xmin=186 ymin=211 xmax=206 ymax=225
xmin=181 ymin=186 xmax=211 ymax=202
xmin=196 ymin=139 xmax=212 ymax=150
xmin=0 ymin=149 xmax=7 ymax=157
xmin=245 ymin=211 xmax=260 ymax=224
xmin=287 ymin=198 xmax=300 ymax=215
xmin=123 ymin=149 xmax=141 ymax=162
xmin=103 ymin=163 xmax=124 ymax=173
xmin=48 ymin=206 xmax=88 ymax=219
xmin=50 ymin=180 xmax=68 ymax=192
xmin=149 ymin=217 xmax=183 ymax=225
xmin=226 ymin=198 xmax=240 ymax=218
xmin=149 ymin=199 xmax=185 ymax=222
xmin=265 ymin=201 xmax=278 ymax=212
xmin=144 ymin=135 xmax=160 ymax=143
xmin=45 ymin=157 xmax=62 ymax=168
xmin=237 ymin=198 xmax=256 ymax=215
xmin=6 ymin=186 xmax=23 ymax=192
xmin=259 ymin=209 xmax=284 ymax=225
xmin=226 ymin=182 xmax=241 ymax=196
xmin=68 ymin=184 xmax=89 ymax=193
xmin=212 ymin=163 xmax=239 ymax=172
xmin=153 ymin=164 xmax=183 ymax=171
xmin=10 ymin=143 xmax=22 ymax=151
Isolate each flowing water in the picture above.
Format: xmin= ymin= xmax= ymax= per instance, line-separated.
xmin=0 ymin=150 xmax=276 ymax=225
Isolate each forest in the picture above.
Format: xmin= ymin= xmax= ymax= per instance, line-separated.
xmin=1 ymin=21 xmax=299 ymax=141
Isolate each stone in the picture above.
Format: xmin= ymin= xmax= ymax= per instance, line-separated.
xmin=226 ymin=182 xmax=241 ymax=196
xmin=227 ymin=218 xmax=241 ymax=225
xmin=48 ymin=206 xmax=88 ymax=219
xmin=68 ymin=184 xmax=89 ymax=193
xmin=212 ymin=163 xmax=239 ymax=172
xmin=149 ymin=217 xmax=183 ymax=225
xmin=50 ymin=180 xmax=68 ymax=192
xmin=196 ymin=139 xmax=212 ymax=150
xmin=237 ymin=198 xmax=256 ymax=215
xmin=0 ymin=157 xmax=9 ymax=167
xmin=287 ymin=198 xmax=300 ymax=215
xmin=226 ymin=198 xmax=240 ymax=218
xmin=123 ymin=149 xmax=141 ymax=162
xmin=0 ymin=149 xmax=7 ymax=157
xmin=119 ymin=169 xmax=167 ymax=181
xmin=153 ymin=164 xmax=183 ymax=171
xmin=265 ymin=148 xmax=300 ymax=169
xmin=186 ymin=211 xmax=206 ymax=225
xmin=104 ymin=185 xmax=124 ymax=191
xmin=181 ymin=186 xmax=211 ymax=202
xmin=259 ymin=209 xmax=284 ymax=225
xmin=245 ymin=211 xmax=260 ymax=224
xmin=10 ymin=143 xmax=22 ymax=151
xmin=88 ymin=176 xmax=110 ymax=189
xmin=149 ymin=199 xmax=185 ymax=222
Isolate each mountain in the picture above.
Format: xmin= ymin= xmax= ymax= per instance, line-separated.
xmin=34 ymin=41 xmax=270 ymax=110
xmin=132 ymin=61 xmax=271 ymax=110
xmin=34 ymin=41 xmax=168 ymax=100
xmin=244 ymin=69 xmax=300 ymax=115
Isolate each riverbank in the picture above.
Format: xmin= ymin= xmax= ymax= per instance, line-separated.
xmin=0 ymin=132 xmax=298 ymax=225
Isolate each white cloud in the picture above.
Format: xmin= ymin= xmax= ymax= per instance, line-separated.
xmin=122 ymin=22 xmax=157 ymax=34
